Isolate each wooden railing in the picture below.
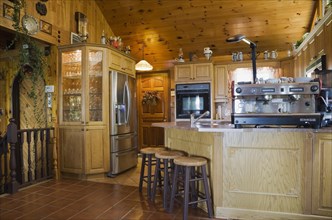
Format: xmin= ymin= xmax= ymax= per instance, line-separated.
xmin=0 ymin=119 xmax=55 ymax=194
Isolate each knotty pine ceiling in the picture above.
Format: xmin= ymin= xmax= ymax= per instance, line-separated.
xmin=96 ymin=0 xmax=316 ymax=70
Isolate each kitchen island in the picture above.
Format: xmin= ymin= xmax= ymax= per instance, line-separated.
xmin=153 ymin=121 xmax=332 ymax=219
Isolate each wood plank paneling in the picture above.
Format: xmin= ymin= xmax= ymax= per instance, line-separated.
xmin=96 ymin=0 xmax=315 ymax=70
xmin=0 ymin=0 xmax=114 ymax=46
xmin=223 ymin=131 xmax=311 ymax=213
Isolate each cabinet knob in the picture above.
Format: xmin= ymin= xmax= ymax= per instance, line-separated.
xmin=81 ymin=121 xmax=84 ymax=124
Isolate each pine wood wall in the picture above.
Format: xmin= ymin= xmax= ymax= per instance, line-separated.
xmin=0 ymin=0 xmax=114 ymax=45
xmin=0 ymin=0 xmax=114 ymax=131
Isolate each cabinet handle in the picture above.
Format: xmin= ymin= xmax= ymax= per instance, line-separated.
xmin=81 ymin=129 xmax=84 ymax=131
xmin=85 ymin=121 xmax=89 ymax=124
xmin=81 ymin=121 xmax=84 ymax=124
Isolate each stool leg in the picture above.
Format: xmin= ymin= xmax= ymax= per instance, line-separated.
xmin=163 ymin=158 xmax=169 ymax=210
xmin=147 ymin=154 xmax=153 ymax=198
xmin=183 ymin=166 xmax=190 ymax=220
xmin=151 ymin=157 xmax=161 ymax=202
xmin=169 ymin=164 xmax=179 ymax=213
xmin=190 ymin=167 xmax=197 ymax=208
xmin=139 ymin=154 xmax=146 ymax=192
xmin=202 ymin=164 xmax=213 ymax=218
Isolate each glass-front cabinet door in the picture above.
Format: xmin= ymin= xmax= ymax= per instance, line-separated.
xmin=60 ymin=46 xmax=105 ymax=125
xmin=61 ymin=49 xmax=83 ymax=123
xmin=87 ymin=49 xmax=103 ymax=122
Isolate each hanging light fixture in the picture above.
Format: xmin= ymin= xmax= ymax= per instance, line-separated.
xmin=135 ymin=44 xmax=153 ymax=71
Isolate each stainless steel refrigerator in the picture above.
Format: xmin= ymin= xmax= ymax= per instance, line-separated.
xmin=108 ymin=70 xmax=137 ymax=176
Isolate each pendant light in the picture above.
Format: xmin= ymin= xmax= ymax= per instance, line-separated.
xmin=135 ymin=45 xmax=153 ymax=71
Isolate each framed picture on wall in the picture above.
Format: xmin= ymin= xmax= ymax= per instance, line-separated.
xmin=40 ymin=20 xmax=52 ymax=35
xmin=70 ymin=32 xmax=82 ymax=44
xmin=3 ymin=3 xmax=16 ymax=20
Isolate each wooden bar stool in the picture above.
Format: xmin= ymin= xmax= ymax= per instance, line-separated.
xmin=169 ymin=156 xmax=213 ymax=219
xmin=139 ymin=147 xmax=166 ymax=198
xmin=151 ymin=150 xmax=185 ymax=209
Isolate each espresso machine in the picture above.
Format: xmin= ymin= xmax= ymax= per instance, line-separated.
xmin=232 ymin=82 xmax=322 ymax=128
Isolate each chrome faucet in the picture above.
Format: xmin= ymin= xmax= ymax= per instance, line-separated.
xmin=190 ymin=111 xmax=210 ymax=125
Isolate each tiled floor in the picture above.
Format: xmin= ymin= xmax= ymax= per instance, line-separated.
xmin=0 ymin=158 xmax=222 ymax=220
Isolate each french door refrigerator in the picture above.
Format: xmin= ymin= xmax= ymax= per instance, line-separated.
xmin=108 ymin=71 xmax=137 ymax=176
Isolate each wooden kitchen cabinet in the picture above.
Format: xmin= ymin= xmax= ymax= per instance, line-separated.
xmin=214 ymin=65 xmax=228 ymax=101
xmin=325 ymin=15 xmax=332 ymax=69
xmin=294 ymin=51 xmax=304 ymax=77
xmin=314 ymin=27 xmax=324 ymax=58
xmin=59 ymin=44 xmax=109 ymax=178
xmin=280 ymin=58 xmax=294 ymax=77
xmin=293 ymin=10 xmax=331 ymax=75
xmin=174 ymin=62 xmax=212 ymax=82
xmin=302 ymin=45 xmax=310 ymax=74
xmin=59 ymin=126 xmax=107 ymax=177
xmin=109 ymin=50 xmax=136 ymax=77
xmin=312 ymin=133 xmax=332 ymax=217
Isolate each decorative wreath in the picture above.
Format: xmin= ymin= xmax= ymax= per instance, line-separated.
xmin=142 ymin=91 xmax=161 ymax=106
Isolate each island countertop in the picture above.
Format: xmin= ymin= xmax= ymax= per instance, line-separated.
xmin=152 ymin=121 xmax=332 ymax=133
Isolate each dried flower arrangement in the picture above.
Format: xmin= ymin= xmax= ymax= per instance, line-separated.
xmin=142 ymin=91 xmax=161 ymax=106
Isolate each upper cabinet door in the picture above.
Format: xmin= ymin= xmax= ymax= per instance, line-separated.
xmin=87 ymin=48 xmax=104 ymax=124
xmin=193 ymin=63 xmax=212 ymax=81
xmin=109 ymin=50 xmax=136 ymax=77
xmin=174 ymin=62 xmax=212 ymax=82
xmin=60 ymin=49 xmax=83 ymax=124
xmin=174 ymin=64 xmax=192 ymax=81
xmin=214 ymin=65 xmax=228 ymax=101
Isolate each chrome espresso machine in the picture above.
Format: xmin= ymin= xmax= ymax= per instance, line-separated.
xmin=232 ymin=82 xmax=322 ymax=128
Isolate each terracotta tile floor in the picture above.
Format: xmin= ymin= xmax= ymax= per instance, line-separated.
xmin=0 ymin=158 xmax=223 ymax=220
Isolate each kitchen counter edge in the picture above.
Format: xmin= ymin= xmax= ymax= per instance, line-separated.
xmin=152 ymin=122 xmax=332 ymax=133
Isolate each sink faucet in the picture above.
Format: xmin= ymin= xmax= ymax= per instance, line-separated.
xmin=190 ymin=111 xmax=210 ymax=125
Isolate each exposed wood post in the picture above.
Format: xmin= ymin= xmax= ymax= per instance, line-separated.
xmin=51 ymin=129 xmax=59 ymax=180
xmin=7 ymin=118 xmax=19 ymax=194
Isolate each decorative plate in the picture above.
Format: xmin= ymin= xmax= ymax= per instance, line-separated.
xmin=36 ymin=2 xmax=47 ymax=16
xmin=22 ymin=15 xmax=39 ymax=35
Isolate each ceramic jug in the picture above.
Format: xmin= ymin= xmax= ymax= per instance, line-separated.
xmin=271 ymin=50 xmax=278 ymax=59
xmin=263 ymin=51 xmax=269 ymax=60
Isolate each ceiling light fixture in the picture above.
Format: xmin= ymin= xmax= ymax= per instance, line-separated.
xmin=135 ymin=45 xmax=153 ymax=71
xmin=226 ymin=34 xmax=257 ymax=83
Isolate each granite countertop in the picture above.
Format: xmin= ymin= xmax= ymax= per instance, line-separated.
xmin=152 ymin=121 xmax=332 ymax=133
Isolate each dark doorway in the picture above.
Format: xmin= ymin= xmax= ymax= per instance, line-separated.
xmin=11 ymin=73 xmax=22 ymax=184
xmin=12 ymin=74 xmax=21 ymax=130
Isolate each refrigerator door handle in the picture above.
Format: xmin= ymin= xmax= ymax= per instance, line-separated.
xmin=115 ymin=149 xmax=137 ymax=157
xmin=113 ymin=133 xmax=135 ymax=140
xmin=124 ymin=80 xmax=130 ymax=124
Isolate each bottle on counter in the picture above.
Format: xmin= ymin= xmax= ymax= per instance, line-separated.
xmin=101 ymin=30 xmax=106 ymax=44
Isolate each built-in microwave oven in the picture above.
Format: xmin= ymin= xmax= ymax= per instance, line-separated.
xmin=175 ymin=83 xmax=211 ymax=119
